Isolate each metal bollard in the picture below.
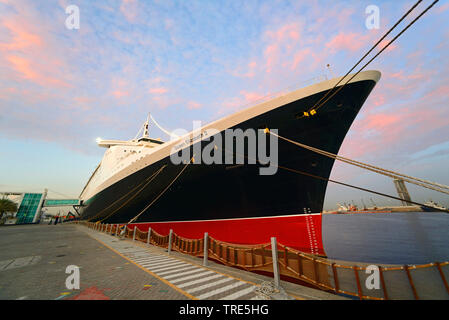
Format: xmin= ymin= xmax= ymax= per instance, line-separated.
xmin=271 ymin=237 xmax=281 ymax=288
xmin=203 ymin=232 xmax=208 ymax=267
xmin=168 ymin=229 xmax=173 ymax=255
xmin=133 ymin=226 xmax=136 ymax=241
xmin=147 ymin=227 xmax=152 ymax=245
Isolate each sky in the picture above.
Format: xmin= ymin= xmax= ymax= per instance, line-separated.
xmin=0 ymin=0 xmax=448 ymax=211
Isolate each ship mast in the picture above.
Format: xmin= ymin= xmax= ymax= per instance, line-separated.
xmin=142 ymin=113 xmax=150 ymax=139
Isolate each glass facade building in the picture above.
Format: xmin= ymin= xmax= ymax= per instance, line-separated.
xmin=1 ymin=189 xmax=78 ymax=224
xmin=15 ymin=193 xmax=44 ymax=224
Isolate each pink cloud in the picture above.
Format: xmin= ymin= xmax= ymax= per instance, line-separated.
xmin=436 ymin=3 xmax=449 ymax=14
xmin=263 ymin=22 xmax=303 ymax=73
xmin=187 ymin=101 xmax=202 ymax=110
xmin=424 ymin=84 xmax=449 ymax=98
xmin=149 ymin=87 xmax=168 ymax=94
xmin=364 ymin=113 xmax=402 ymax=130
xmin=6 ymin=55 xmax=70 ymax=88
xmin=240 ymin=91 xmax=266 ymax=104
xmin=220 ymin=90 xmax=270 ymax=115
xmin=0 ymin=87 xmax=18 ymax=100
xmin=0 ymin=13 xmax=72 ymax=89
xmin=112 ymin=90 xmax=130 ymax=98
xmin=230 ymin=61 xmax=258 ymax=78
xmin=264 ymin=44 xmax=279 ymax=74
xmin=6 ymin=56 xmax=38 ymax=80
xmin=379 ymin=39 xmax=398 ymax=53
xmin=120 ymin=0 xmax=140 ymax=23
xmin=291 ymin=48 xmax=312 ymax=70
xmin=325 ymin=32 xmax=369 ymax=53
xmin=0 ymin=20 xmax=43 ymax=51
xmin=371 ymin=93 xmax=386 ymax=107
xmin=265 ymin=22 xmax=301 ymax=43
xmin=339 ymin=76 xmax=449 ymax=161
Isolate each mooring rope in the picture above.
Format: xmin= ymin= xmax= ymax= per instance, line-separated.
xmin=304 ymin=0 xmax=424 ymax=118
xmin=219 ymin=142 xmax=449 ymax=214
xmin=90 ymin=164 xmax=167 ymax=222
xmin=298 ymin=0 xmax=439 ymax=119
xmin=267 ymin=130 xmax=449 ymax=196
xmin=126 ymin=155 xmax=195 ymax=225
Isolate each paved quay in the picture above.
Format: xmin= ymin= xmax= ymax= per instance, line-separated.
xmin=0 ymin=223 xmax=345 ymax=300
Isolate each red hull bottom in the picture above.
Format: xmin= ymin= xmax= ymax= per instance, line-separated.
xmin=128 ymin=213 xmax=324 ymax=256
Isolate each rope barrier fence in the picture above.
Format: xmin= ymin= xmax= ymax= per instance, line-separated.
xmin=77 ymin=220 xmax=449 ymax=300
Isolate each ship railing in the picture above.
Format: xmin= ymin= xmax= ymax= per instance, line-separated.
xmin=78 ymin=221 xmax=449 ymax=300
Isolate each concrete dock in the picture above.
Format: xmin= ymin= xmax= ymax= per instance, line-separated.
xmin=0 ymin=224 xmax=344 ymax=300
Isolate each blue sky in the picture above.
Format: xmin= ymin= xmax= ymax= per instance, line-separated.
xmin=0 ymin=0 xmax=448 ymax=210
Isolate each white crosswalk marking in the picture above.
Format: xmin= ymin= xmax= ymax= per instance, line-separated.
xmin=170 ymin=271 xmax=215 ymax=284
xmin=177 ymin=274 xmax=224 ymax=288
xmin=163 ymin=268 xmax=208 ymax=280
xmin=87 ymin=229 xmax=261 ymax=300
xmin=186 ymin=277 xmax=234 ymax=293
xmin=134 ymin=258 xmax=170 ymax=265
xmin=132 ymin=254 xmax=165 ymax=259
xmin=156 ymin=265 xmax=198 ymax=276
xmin=196 ymin=282 xmax=246 ymax=299
xmin=141 ymin=260 xmax=184 ymax=268
xmin=133 ymin=256 xmax=169 ymax=263
xmin=150 ymin=263 xmax=191 ymax=273
xmin=219 ymin=286 xmax=255 ymax=300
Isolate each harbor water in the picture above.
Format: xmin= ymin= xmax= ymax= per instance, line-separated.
xmin=322 ymin=212 xmax=449 ymax=265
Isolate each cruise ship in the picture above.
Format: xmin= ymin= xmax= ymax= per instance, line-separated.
xmin=79 ymin=70 xmax=381 ymax=255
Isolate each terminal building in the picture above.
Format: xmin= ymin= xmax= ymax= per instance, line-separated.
xmin=0 ymin=189 xmax=80 ymax=225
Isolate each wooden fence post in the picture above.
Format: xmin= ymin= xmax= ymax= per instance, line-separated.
xmin=435 ymin=262 xmax=449 ymax=295
xmin=404 ymin=265 xmax=419 ymax=300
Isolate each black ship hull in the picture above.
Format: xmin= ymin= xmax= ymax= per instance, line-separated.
xmin=79 ymin=73 xmax=379 ymax=254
